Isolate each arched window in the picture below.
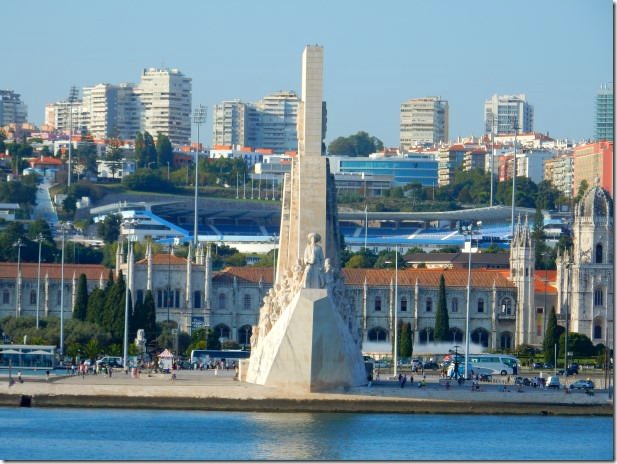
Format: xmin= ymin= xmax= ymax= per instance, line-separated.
xmin=419 ymin=327 xmax=434 ymax=344
xmin=243 ymin=294 xmax=252 ymax=310
xmin=368 ymin=327 xmax=387 ymax=342
xmin=594 ymin=289 xmax=604 ymax=307
xmin=477 ymin=298 xmax=484 ymax=313
xmin=218 ymin=293 xmax=226 ymax=310
xmin=238 ymin=325 xmax=252 ymax=346
xmin=596 ymin=243 xmax=603 ymax=264
xmin=426 ymin=297 xmax=432 ymax=312
xmin=472 ymin=328 xmax=490 ymax=347
xmin=594 ymin=324 xmax=602 ymax=339
xmin=500 ymin=332 xmax=512 ymax=350
xmin=400 ymin=296 xmax=407 ymax=312
xmin=501 ymin=297 xmax=512 ymax=315
xmin=451 ymin=298 xmax=458 ymax=313
xmin=449 ymin=327 xmax=463 ymax=343
xmin=193 ymin=290 xmax=201 ymax=309
xmin=2 ymin=290 xmax=9 ymax=304
xmin=214 ymin=324 xmax=230 ymax=339
xmin=374 ymin=296 xmax=382 ymax=312
xmin=30 ymin=290 xmax=37 ymax=305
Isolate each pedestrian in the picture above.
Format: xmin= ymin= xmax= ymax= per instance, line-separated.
xmin=398 ymin=373 xmax=402 ymax=383
xmin=17 ymin=371 xmax=23 ymax=383
xmin=108 ymin=366 xmax=113 ymax=378
xmin=401 ymin=374 xmax=407 ymax=388
xmin=45 ymin=370 xmax=50 ymax=382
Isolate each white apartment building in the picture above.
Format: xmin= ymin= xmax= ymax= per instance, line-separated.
xmin=212 ymin=100 xmax=248 ymax=147
xmin=484 ymin=94 xmax=534 ymax=135
xmin=544 ymin=152 xmax=574 ymax=199
xmin=136 ymin=68 xmax=192 ymax=146
xmin=0 ymin=90 xmax=28 ymax=126
xmin=212 ymin=91 xmax=307 ymax=153
xmin=82 ymin=83 xmax=140 ymax=141
xmin=46 ymin=68 xmax=191 ymax=145
xmin=400 ymin=97 xmax=449 ymax=150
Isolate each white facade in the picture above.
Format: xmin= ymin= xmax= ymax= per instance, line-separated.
xmin=519 ymin=149 xmax=555 ymax=184
xmin=400 ymin=97 xmax=449 ymax=150
xmin=136 ymin=68 xmax=192 ymax=146
xmin=484 ymin=94 xmax=534 ymax=135
xmin=212 ymin=91 xmax=302 ymax=152
xmin=0 ymin=90 xmax=27 ymax=126
xmin=212 ymin=100 xmax=248 ymax=147
xmin=81 ymin=83 xmax=140 ymax=141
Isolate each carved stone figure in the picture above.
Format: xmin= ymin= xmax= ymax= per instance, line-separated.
xmin=302 ymin=232 xmax=325 ymax=288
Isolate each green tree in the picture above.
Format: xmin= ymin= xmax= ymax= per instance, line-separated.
xmin=543 ymin=307 xmax=559 ymax=363
xmin=559 ymin=332 xmax=595 ymax=358
xmin=96 ymin=214 xmax=121 ymax=243
xmin=399 ymin=321 xmax=413 ymax=358
xmin=575 ymin=179 xmax=589 ymax=203
xmin=102 ymin=271 xmax=126 ymax=342
xmin=134 ymin=132 xmax=146 ymax=167
xmin=141 ymin=290 xmax=157 ymax=342
xmin=143 ymin=131 xmax=158 ymax=167
xmin=206 ymin=327 xmax=221 ymax=349
xmin=434 ymin=275 xmax=450 ymax=341
xmin=73 ymin=274 xmax=89 ymax=321
xmin=327 ymin=131 xmax=384 ymax=157
xmin=85 ymin=288 xmax=105 ymax=325
xmin=156 ymin=133 xmax=173 ymax=167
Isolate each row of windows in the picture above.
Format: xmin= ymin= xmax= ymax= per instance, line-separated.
xmin=371 ymin=296 xmax=514 ymax=314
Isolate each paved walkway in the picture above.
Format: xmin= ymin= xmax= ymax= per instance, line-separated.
xmin=4 ymin=369 xmax=611 ymax=408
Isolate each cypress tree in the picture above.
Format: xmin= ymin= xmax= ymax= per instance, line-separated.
xmin=434 ymin=274 xmax=450 ymax=341
xmin=73 ymin=274 xmax=89 ymax=321
xmin=142 ymin=290 xmax=157 ymax=342
xmin=86 ymin=287 xmax=105 ymax=325
xmin=543 ymin=307 xmax=559 ymax=364
xmin=400 ymin=321 xmax=412 ymax=358
xmin=103 ymin=270 xmax=126 ymax=342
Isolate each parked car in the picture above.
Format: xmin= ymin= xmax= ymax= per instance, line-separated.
xmin=569 ymin=379 xmax=595 ymax=390
xmin=543 ymin=363 xmax=554 ymax=369
xmin=374 ymin=360 xmax=391 ymax=369
xmin=422 ymin=361 xmax=439 ymax=370
xmin=411 ymin=359 xmax=423 ymax=371
xmin=532 ymin=362 xmax=543 ymax=369
xmin=546 ymin=376 xmax=561 ymax=389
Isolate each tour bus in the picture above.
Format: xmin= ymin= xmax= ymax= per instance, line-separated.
xmin=189 ymin=349 xmax=250 ymax=367
xmin=468 ymin=354 xmax=519 ymax=375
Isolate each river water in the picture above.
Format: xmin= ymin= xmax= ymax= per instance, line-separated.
xmin=0 ymin=407 xmax=612 ymax=460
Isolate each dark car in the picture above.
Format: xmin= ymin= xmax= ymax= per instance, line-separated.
xmin=422 ymin=361 xmax=439 ymax=370
xmin=532 ymin=362 xmax=543 ymax=369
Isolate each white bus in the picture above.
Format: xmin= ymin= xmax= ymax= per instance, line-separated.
xmin=469 ymin=354 xmax=519 ymax=376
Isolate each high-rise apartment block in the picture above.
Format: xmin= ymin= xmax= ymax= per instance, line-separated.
xmin=595 ymin=83 xmax=613 ymax=141
xmin=544 ymin=152 xmax=574 ymax=199
xmin=136 ymin=68 xmax=191 ymax=146
xmin=400 ymin=97 xmax=449 ymax=150
xmin=212 ymin=100 xmax=248 ymax=147
xmin=45 ymin=68 xmax=191 ymax=145
xmin=0 ymin=90 xmax=28 ymax=126
xmin=484 ymin=94 xmax=534 ymax=134
xmin=212 ymin=91 xmax=315 ymax=153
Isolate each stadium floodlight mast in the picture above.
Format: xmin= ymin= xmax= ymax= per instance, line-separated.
xmin=510 ymin=116 xmax=519 ymax=241
xmin=67 ymin=86 xmax=79 ymax=189
xmin=192 ymin=105 xmax=207 ymax=247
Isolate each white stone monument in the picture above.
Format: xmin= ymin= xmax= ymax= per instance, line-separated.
xmin=245 ymin=45 xmax=367 ymax=392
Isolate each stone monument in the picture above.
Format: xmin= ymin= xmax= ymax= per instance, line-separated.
xmin=245 ymin=45 xmax=367 ymax=392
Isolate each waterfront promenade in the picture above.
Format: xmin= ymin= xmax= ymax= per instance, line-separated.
xmin=0 ymin=369 xmax=612 ymax=415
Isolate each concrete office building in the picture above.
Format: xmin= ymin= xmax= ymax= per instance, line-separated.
xmin=484 ymin=94 xmax=534 ymax=135
xmin=400 ymin=97 xmax=449 ymax=150
xmin=0 ymin=90 xmax=28 ymax=126
xmin=572 ymin=141 xmax=614 ymax=197
xmin=595 ymin=84 xmax=613 ymax=142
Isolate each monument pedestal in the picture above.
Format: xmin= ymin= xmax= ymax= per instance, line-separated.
xmin=246 ymin=289 xmax=367 ymax=392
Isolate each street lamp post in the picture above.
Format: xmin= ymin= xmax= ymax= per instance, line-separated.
xmin=192 ymin=105 xmax=207 ymax=247
xmin=59 ymin=223 xmax=66 ymax=356
xmin=14 ymin=239 xmax=24 ymax=317
xmin=463 ymin=220 xmax=481 ymax=380
xmin=167 ymin=241 xmax=174 ymax=323
xmin=67 ymin=86 xmax=78 ymax=189
xmin=394 ymin=244 xmax=399 ymax=377
xmin=564 ymin=262 xmax=571 ymax=379
xmin=510 ymin=117 xmax=519 ymax=240
xmin=541 ymin=251 xmax=549 ymax=336
xmin=35 ymin=234 xmax=44 ymax=329
xmin=123 ymin=235 xmax=135 ymax=370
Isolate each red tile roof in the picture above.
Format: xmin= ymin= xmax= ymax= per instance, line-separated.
xmin=0 ymin=262 xmax=107 ymax=280
xmin=136 ymin=253 xmax=188 ymax=265
xmin=214 ymin=266 xmax=273 ymax=284
xmin=342 ymin=268 xmax=516 ymax=288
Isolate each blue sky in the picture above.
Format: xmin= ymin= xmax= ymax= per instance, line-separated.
xmin=3 ymin=0 xmax=613 ymax=146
